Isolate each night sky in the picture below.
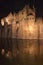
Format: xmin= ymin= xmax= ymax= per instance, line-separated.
xmin=0 ymin=0 xmax=43 ymax=19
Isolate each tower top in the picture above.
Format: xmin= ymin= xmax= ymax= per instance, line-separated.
xmin=22 ymin=5 xmax=35 ymax=16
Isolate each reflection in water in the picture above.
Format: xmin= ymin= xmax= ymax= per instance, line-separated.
xmin=11 ymin=39 xmax=43 ymax=65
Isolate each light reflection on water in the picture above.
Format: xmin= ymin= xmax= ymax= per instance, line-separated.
xmin=12 ymin=39 xmax=43 ymax=65
xmin=12 ymin=39 xmax=43 ymax=56
xmin=0 ymin=39 xmax=43 ymax=65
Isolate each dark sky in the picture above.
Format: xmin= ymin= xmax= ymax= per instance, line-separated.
xmin=0 ymin=0 xmax=43 ymax=19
